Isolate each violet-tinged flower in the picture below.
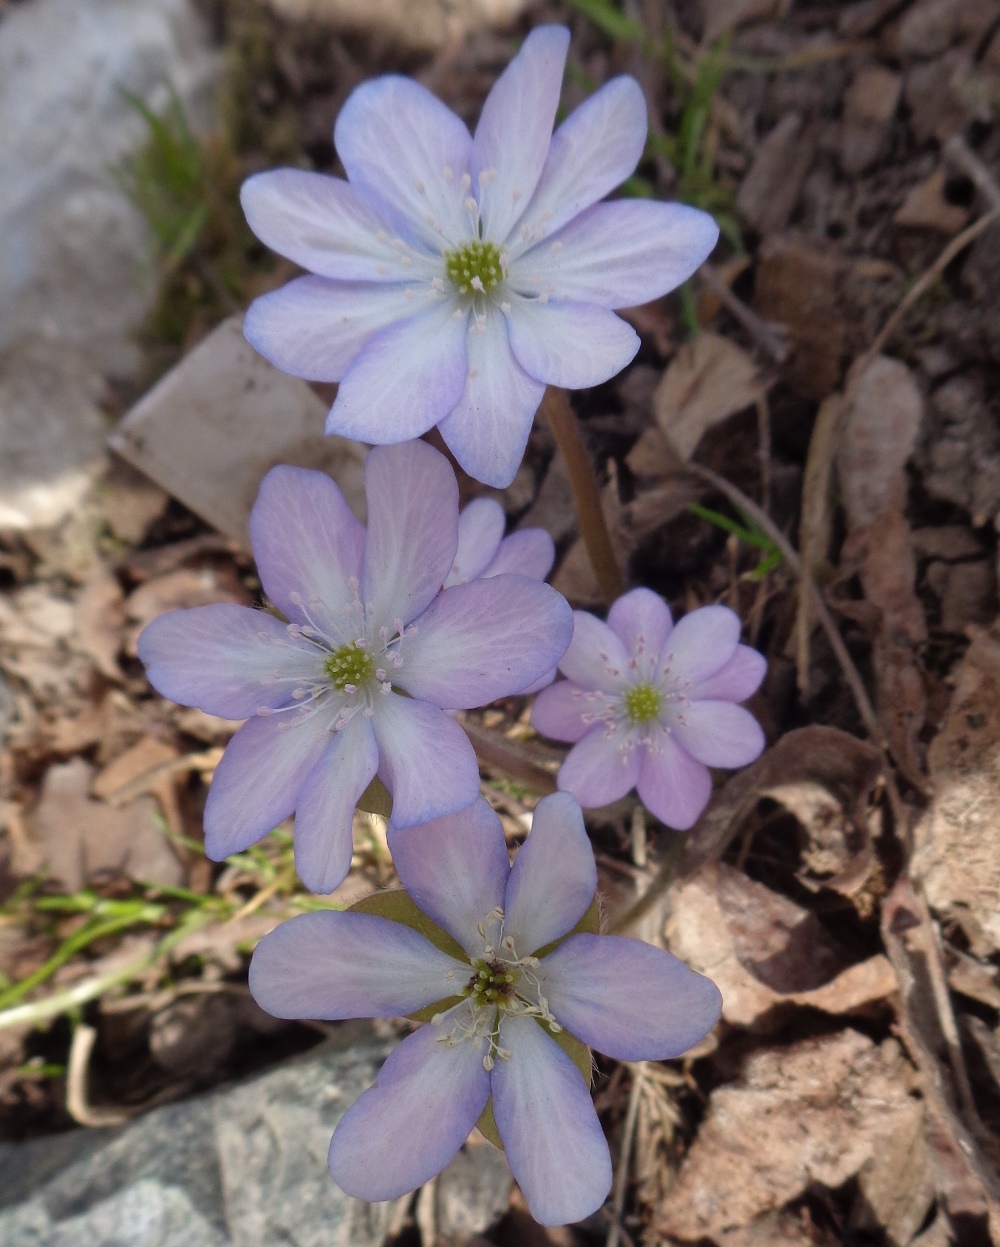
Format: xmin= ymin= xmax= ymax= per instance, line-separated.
xmin=249 ymin=793 xmax=721 ymax=1226
xmin=137 ymin=441 xmax=572 ymax=894
xmin=240 ymin=25 xmax=719 ymax=488
xmin=532 ymin=589 xmax=766 ymax=829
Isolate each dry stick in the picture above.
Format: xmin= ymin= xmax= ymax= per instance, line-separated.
xmin=463 ymin=720 xmax=559 ymax=795
xmin=699 ymin=262 xmax=789 ymax=363
xmin=67 ymin=1023 xmax=131 ymax=1128
xmin=606 ymin=1067 xmax=645 ymax=1247
xmin=543 ymin=387 xmax=624 ymax=606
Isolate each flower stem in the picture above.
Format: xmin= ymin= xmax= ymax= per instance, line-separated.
xmin=542 ymin=387 xmax=624 ymax=606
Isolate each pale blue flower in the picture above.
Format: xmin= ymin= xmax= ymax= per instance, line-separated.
xmin=240 ymin=25 xmax=719 ymax=487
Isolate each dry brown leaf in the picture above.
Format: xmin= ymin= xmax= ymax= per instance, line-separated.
xmin=124 ymin=566 xmax=252 ymax=653
xmin=912 ymin=627 xmax=1000 ymax=955
xmin=666 ymin=864 xmax=897 ymax=1028
xmin=27 ymin=757 xmax=183 ymax=890
xmin=92 ymin=736 xmax=179 ymax=802
xmin=736 ymin=114 xmax=813 ymax=236
xmin=653 ymin=333 xmax=766 ymax=462
xmin=74 ymin=566 xmax=126 ymax=681
xmin=700 ymin=0 xmax=790 ymax=42
xmin=895 ymin=169 xmax=970 ymax=234
xmin=657 ymin=1030 xmax=932 ymax=1244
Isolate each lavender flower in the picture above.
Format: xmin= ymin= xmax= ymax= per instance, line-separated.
xmin=532 ymin=589 xmax=766 ymax=829
xmin=250 ymin=793 xmax=721 ymax=1225
xmin=447 ymin=496 xmax=554 ymax=588
xmin=240 ymin=25 xmax=719 ymax=488
xmin=137 ymin=441 xmax=572 ymax=893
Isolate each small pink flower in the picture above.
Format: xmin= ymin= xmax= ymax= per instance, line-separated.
xmin=532 ymin=589 xmax=766 ymax=828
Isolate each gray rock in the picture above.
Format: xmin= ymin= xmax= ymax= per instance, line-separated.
xmin=0 ymin=0 xmax=218 ymax=529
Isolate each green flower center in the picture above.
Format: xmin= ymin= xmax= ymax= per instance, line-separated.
xmin=324 ymin=642 xmax=374 ymax=691
xmin=444 ymin=240 xmax=503 ymax=295
xmin=623 ymin=683 xmax=662 ymax=725
xmin=464 ymin=958 xmax=516 ymax=1006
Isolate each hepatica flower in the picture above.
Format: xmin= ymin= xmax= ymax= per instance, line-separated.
xmin=250 ymin=793 xmax=721 ymax=1225
xmin=240 ymin=25 xmax=719 ymax=488
xmin=137 ymin=441 xmax=572 ymax=893
xmin=532 ymin=589 xmax=766 ymax=829
xmin=447 ymin=496 xmax=554 ymax=588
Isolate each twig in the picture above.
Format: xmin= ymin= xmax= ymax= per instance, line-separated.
xmin=606 ymin=1066 xmax=644 ymax=1247
xmin=543 ymin=387 xmax=624 ymax=605
xmin=683 ymin=462 xmax=883 ymax=744
xmin=699 ymin=263 xmax=789 ymax=363
xmin=463 ymin=720 xmax=559 ymax=795
xmin=66 ymin=1023 xmax=131 ymax=1128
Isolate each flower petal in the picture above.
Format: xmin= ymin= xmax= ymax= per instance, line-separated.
xmin=243 ymin=276 xmax=426 ymax=382
xmin=636 ymin=736 xmax=712 ymax=830
xmin=505 ymin=76 xmax=647 ymax=258
xmin=372 ymin=694 xmax=480 ymax=828
xmin=334 ymin=75 xmax=473 ymax=251
xmin=203 ymin=706 xmax=335 ymax=859
xmin=137 ymin=604 xmax=321 ymax=719
xmin=690 ymin=644 xmax=767 ymax=702
xmin=328 ymin=1007 xmax=492 ymax=1202
xmin=447 ymin=497 xmax=506 ymax=586
xmin=387 ymin=797 xmax=509 ymax=957
xmin=249 ymin=465 xmax=365 ymax=637
xmin=472 ymin=26 xmax=569 ymax=245
xmin=538 ymin=933 xmax=722 ymax=1060
xmin=661 ymin=603 xmax=741 ymax=684
xmin=558 ymin=725 xmax=640 ymax=809
xmin=503 ymin=792 xmax=596 ymax=956
xmin=484 ymin=528 xmax=555 ymax=580
xmin=437 ymin=303 xmax=545 ymax=489
xmin=607 ymin=587 xmax=673 ymax=660
xmin=294 ymin=719 xmax=379 ymax=894
xmin=240 ymin=169 xmax=437 ymax=282
xmin=532 ymin=681 xmax=612 ymax=744
xmin=506 ymin=298 xmax=639 ymax=389
xmin=397 ymin=577 xmax=572 ymax=709
xmin=361 ymin=440 xmax=459 ymax=627
xmin=326 ymin=298 xmax=469 ymax=444
xmin=672 ymin=701 xmax=765 ymax=768
xmin=249 ymin=909 xmax=469 ymax=1020
xmin=559 ymin=611 xmax=630 ymax=693
xmin=492 ymin=1014 xmax=611 ymax=1226
xmin=510 ymin=200 xmax=719 ymax=308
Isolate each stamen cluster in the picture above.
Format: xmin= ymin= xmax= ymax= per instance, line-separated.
xmin=444 ymin=239 xmax=504 ymax=295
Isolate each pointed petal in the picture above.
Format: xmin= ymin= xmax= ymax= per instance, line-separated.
xmin=249 ymin=909 xmax=469 ymax=1020
xmin=509 ymin=200 xmax=719 ymax=308
xmin=372 ymin=695 xmax=480 ymax=828
xmin=661 ymin=604 xmax=742 ymax=684
xmin=472 ymin=26 xmax=569 ymax=244
xmin=137 ymin=604 xmax=321 ymax=720
xmin=328 ymin=1007 xmax=491 ymax=1202
xmin=203 ymin=707 xmax=335 ymax=859
xmin=294 ymin=719 xmax=378 ymax=894
xmin=437 ymin=303 xmax=545 ymax=489
xmin=249 ymin=465 xmax=365 ymax=637
xmin=673 ymin=701 xmax=765 ymax=768
xmin=558 ymin=725 xmax=640 ymax=809
xmin=448 ymin=497 xmax=506 ymax=586
xmin=397 ymin=577 xmax=572 ymax=709
xmin=538 ymin=933 xmax=722 ymax=1060
xmin=636 ymin=736 xmax=712 ymax=830
xmin=240 ymin=169 xmax=437 ymax=282
xmin=387 ymin=797 xmax=509 ymax=957
xmin=690 ymin=644 xmax=767 ymax=702
xmin=492 ymin=1014 xmax=611 ymax=1227
xmin=361 ymin=440 xmax=458 ymax=627
xmin=506 ymin=298 xmax=639 ymax=389
xmin=335 ymin=75 xmax=473 ymax=251
xmin=503 ymin=792 xmax=596 ymax=956
xmin=485 ymin=528 xmax=555 ymax=580
xmin=559 ymin=611 xmax=629 ymax=693
xmin=506 ymin=76 xmax=647 ymax=258
xmin=243 ymin=276 xmax=426 ymax=382
xmin=532 ymin=681 xmax=612 ymax=744
xmin=326 ymin=298 xmax=469 ymax=444
xmin=606 ymin=588 xmax=672 ymax=659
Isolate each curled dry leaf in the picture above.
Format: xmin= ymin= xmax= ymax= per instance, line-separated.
xmin=666 ymin=863 xmax=897 ymax=1028
xmin=653 ymin=332 xmax=767 ymax=462
xmin=74 ymin=566 xmax=126 ymax=681
xmin=657 ymin=1030 xmax=933 ymax=1245
xmin=679 ymin=726 xmax=883 ymax=893
xmin=912 ymin=626 xmax=1000 ymax=955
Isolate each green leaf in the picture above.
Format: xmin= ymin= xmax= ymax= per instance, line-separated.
xmin=356 ymin=775 xmax=392 ymax=818
xmin=348 ymin=889 xmax=468 ymax=961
